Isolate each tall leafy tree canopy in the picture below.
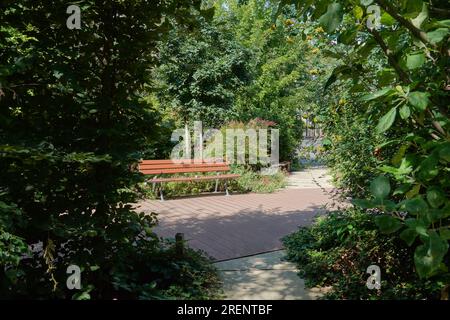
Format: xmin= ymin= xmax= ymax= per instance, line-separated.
xmin=0 ymin=0 xmax=210 ymax=298
xmin=157 ymin=18 xmax=252 ymax=127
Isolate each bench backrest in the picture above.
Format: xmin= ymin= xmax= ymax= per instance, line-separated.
xmin=139 ymin=160 xmax=231 ymax=175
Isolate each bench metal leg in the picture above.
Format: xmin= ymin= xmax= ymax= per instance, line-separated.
xmin=160 ymin=183 xmax=165 ymax=201
xmin=225 ymin=181 xmax=230 ymax=196
xmin=152 ymin=176 xmax=158 ymax=192
xmin=214 ymin=179 xmax=219 ymax=193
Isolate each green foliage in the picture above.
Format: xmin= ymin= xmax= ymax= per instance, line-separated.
xmin=283 ymin=209 xmax=446 ymax=299
xmin=155 ymin=0 xmax=334 ymax=162
xmin=319 ymin=103 xmax=385 ymax=197
xmin=223 ymin=0 xmax=330 ymax=161
xmin=280 ymin=0 xmax=450 ymax=286
xmin=230 ymin=166 xmax=288 ymax=193
xmin=156 ymin=17 xmax=252 ymax=127
xmin=0 ymin=200 xmax=28 ymax=266
xmin=355 ymin=173 xmax=450 ymax=280
xmin=0 ymin=0 xmax=220 ymax=299
xmin=318 ymin=3 xmax=344 ymax=33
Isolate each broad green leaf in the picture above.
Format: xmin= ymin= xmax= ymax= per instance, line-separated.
xmin=352 ymin=198 xmax=374 ymax=209
xmin=353 ymin=6 xmax=364 ymax=20
xmin=440 ymin=228 xmax=450 ymax=241
xmin=322 ymin=137 xmax=332 ymax=146
xmin=370 ymin=176 xmax=390 ymax=199
xmin=405 ymin=218 xmax=429 ymax=237
xmin=89 ymin=265 xmax=100 ymax=271
xmin=338 ymin=28 xmax=357 ymax=44
xmin=360 ymin=87 xmax=393 ymax=101
xmin=382 ymin=200 xmax=397 ymax=212
xmin=406 ymin=53 xmax=425 ymax=70
xmin=399 ymin=104 xmax=411 ymax=119
xmin=427 ymin=208 xmax=445 ymax=223
xmin=392 ymin=145 xmax=409 ymax=165
xmin=380 ymin=165 xmax=400 ymax=175
xmin=405 ymin=0 xmax=424 ymax=16
xmin=393 ymin=184 xmax=412 ymax=196
xmin=406 ymin=184 xmax=421 ymax=199
xmin=318 ymin=3 xmax=344 ymax=33
xmin=375 ymin=215 xmax=402 ymax=234
xmin=377 ymin=69 xmax=397 ymax=86
xmin=324 ymin=65 xmax=352 ymax=90
xmin=426 ymin=28 xmax=449 ymax=44
xmin=380 ymin=12 xmax=396 ymax=26
xmin=408 ymin=91 xmax=430 ymax=111
xmin=443 ymin=204 xmax=450 ymax=219
xmin=380 ymin=159 xmax=412 ymax=177
xmin=435 ymin=20 xmax=450 ymax=28
xmin=418 ymin=155 xmax=439 ymax=181
xmin=376 ymin=107 xmax=397 ymax=133
xmin=411 ymin=3 xmax=428 ymax=28
xmin=400 ymin=197 xmax=429 ymax=215
xmin=427 ymin=187 xmax=445 ymax=208
xmin=400 ymin=228 xmax=418 ymax=246
xmin=414 ymin=231 xmax=449 ymax=278
xmin=72 ymin=291 xmax=91 ymax=300
xmin=399 ymin=104 xmax=411 ymax=120
xmin=439 ymin=145 xmax=450 ymax=162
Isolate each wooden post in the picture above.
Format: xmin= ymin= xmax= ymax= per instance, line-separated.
xmin=175 ymin=233 xmax=185 ymax=258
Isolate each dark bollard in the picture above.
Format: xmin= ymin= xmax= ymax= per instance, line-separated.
xmin=175 ymin=233 xmax=185 ymax=258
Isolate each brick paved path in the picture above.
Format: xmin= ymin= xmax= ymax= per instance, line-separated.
xmin=136 ymin=170 xmax=336 ymax=261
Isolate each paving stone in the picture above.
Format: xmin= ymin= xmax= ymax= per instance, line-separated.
xmin=214 ymin=251 xmax=330 ymax=300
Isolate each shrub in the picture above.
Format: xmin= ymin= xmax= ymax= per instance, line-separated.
xmin=1 ymin=215 xmax=222 ymax=300
xmin=283 ymin=209 xmax=446 ymax=300
xmin=230 ymin=166 xmax=287 ymax=194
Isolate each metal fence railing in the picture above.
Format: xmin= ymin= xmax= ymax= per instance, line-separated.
xmin=302 ymin=118 xmax=323 ymax=139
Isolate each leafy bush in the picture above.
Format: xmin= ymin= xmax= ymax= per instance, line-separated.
xmin=283 ymin=209 xmax=446 ymax=300
xmin=354 ymin=173 xmax=450 ymax=283
xmin=320 ymin=109 xmax=387 ymax=198
xmin=230 ymin=166 xmax=288 ymax=194
xmin=2 ymin=216 xmax=222 ymax=300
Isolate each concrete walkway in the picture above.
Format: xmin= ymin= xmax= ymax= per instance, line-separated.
xmin=214 ymin=250 xmax=330 ymax=300
xmin=136 ymin=167 xmax=337 ymax=299
xmin=136 ymin=167 xmax=337 ymax=261
xmin=287 ymin=167 xmax=333 ymax=189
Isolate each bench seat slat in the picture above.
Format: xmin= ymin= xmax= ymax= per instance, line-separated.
xmin=149 ymin=174 xmax=241 ymax=183
xmin=139 ymin=163 xmax=229 ymax=170
xmin=140 ymin=159 xmax=224 ymax=165
xmin=140 ymin=167 xmax=230 ymax=175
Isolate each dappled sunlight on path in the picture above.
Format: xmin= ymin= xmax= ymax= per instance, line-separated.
xmin=214 ymin=251 xmax=331 ymax=300
xmin=136 ymin=171 xmax=338 ymax=260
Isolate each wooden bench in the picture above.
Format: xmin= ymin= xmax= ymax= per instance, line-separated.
xmin=138 ymin=159 xmax=240 ymax=201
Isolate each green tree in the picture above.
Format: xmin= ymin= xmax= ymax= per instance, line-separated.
xmin=0 ymin=0 xmax=219 ymax=299
xmin=156 ymin=17 xmax=252 ymax=128
xmin=217 ymin=0 xmax=334 ymax=161
xmin=279 ymin=0 xmax=449 ymax=283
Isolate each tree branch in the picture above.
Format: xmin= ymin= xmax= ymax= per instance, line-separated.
xmin=367 ymin=28 xmax=411 ymax=84
xmin=430 ymin=6 xmax=450 ymax=18
xmin=375 ymin=0 xmax=437 ymax=49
